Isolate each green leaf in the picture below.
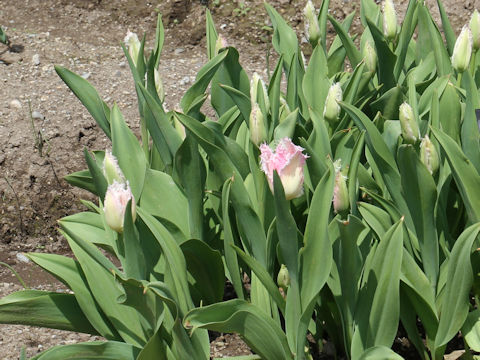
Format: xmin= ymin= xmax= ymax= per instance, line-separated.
xmin=180 ymin=50 xmax=228 ymax=112
xmin=303 ymin=44 xmax=329 ymax=115
xmin=351 ymin=220 xmax=404 ymax=357
xmin=435 ymin=223 xmax=480 ymax=348
xmin=55 ymin=66 xmax=111 ymax=138
xmin=205 ymin=9 xmax=218 ymax=60
xmin=439 ymin=81 xmax=461 ymax=142
xmin=369 ymin=85 xmax=404 ymax=120
xmin=340 ymin=102 xmax=413 ymax=230
xmin=394 ymin=0 xmax=419 ymax=80
xmin=461 ymin=71 xmax=480 ymax=173
xmin=328 ymin=14 xmax=362 ymax=68
xmin=181 ymin=239 xmax=224 ymax=305
xmin=212 ymin=47 xmax=250 ymax=118
xmin=140 ymin=169 xmax=189 ymax=238
xmin=264 ymin=3 xmax=298 ymax=67
xmin=219 ymin=83 xmax=251 ymax=124
xmin=300 ymin=164 xmax=334 ymax=311
xmin=435 ymin=0 xmax=456 ymax=56
xmin=60 ymin=211 xmax=114 ymax=249
xmin=64 ymin=169 xmax=96 ymax=194
xmin=185 ymin=299 xmax=294 ymax=360
xmin=462 ymin=309 xmax=480 ymax=352
xmin=28 ymin=253 xmax=119 ymax=339
xmin=84 ymin=149 xmax=108 ymax=200
xmin=358 ymin=346 xmax=404 ymax=360
xmin=31 ymin=341 xmax=140 ymax=360
xmin=222 ymin=179 xmax=245 ymax=300
xmin=0 ymin=290 xmax=98 ymax=334
xmin=366 ymin=17 xmax=397 ymax=92
xmin=397 ymin=145 xmax=439 ymax=286
xmin=111 ymin=105 xmax=147 ymax=200
xmin=431 ymin=127 xmax=480 ymax=223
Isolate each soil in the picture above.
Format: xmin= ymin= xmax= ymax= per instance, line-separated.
xmin=0 ymin=0 xmax=477 ymax=358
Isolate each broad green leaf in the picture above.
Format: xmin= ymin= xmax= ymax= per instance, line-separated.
xmin=431 ymin=127 xmax=480 ymax=223
xmin=28 ymin=253 xmax=119 ymax=339
xmin=181 ymin=239 xmax=224 ymax=305
xmin=211 ymin=47 xmax=250 ymax=118
xmin=300 ymin=164 xmax=334 ymax=311
xmin=234 ymin=246 xmax=285 ymax=314
xmin=60 ymin=212 xmax=113 ymax=249
xmin=221 ymin=179 xmax=245 ymax=300
xmin=0 ymin=290 xmax=98 ymax=334
xmin=185 ymin=299 xmax=294 ymax=360
xmin=351 ymin=220 xmax=404 ymax=358
xmin=317 ymin=0 xmax=330 ymax=50
xmin=461 ymin=71 xmax=480 ymax=173
xmin=61 ymin=230 xmax=147 ymax=347
xmin=111 ymin=105 xmax=147 ymax=200
xmin=397 ymin=145 xmax=439 ymax=286
xmin=83 ymin=149 xmax=108 ymax=200
xmin=439 ymin=81 xmax=461 ymax=142
xmin=394 ymin=0 xmax=418 ymax=80
xmin=358 ymin=202 xmax=392 ymax=240
xmin=31 ymin=341 xmax=140 ymax=360
xmin=153 ymin=14 xmax=164 ymax=67
xmin=366 ymin=17 xmax=397 ymax=92
xmin=435 ymin=223 xmax=480 ymax=348
xmin=274 ymin=108 xmax=298 ymax=140
xmin=369 ymin=85 xmax=404 ymax=120
xmin=137 ymin=83 xmax=182 ymax=156
xmin=220 ymin=83 xmax=251 ymax=123
xmin=122 ymin=201 xmax=146 ymax=280
xmin=462 ymin=309 xmax=480 ymax=352
xmin=267 ymin=56 xmax=283 ymax=133
xmin=64 ymin=169 xmax=96 ymax=194
xmin=140 ymin=169 xmax=189 ymax=238
xmin=137 ymin=207 xmax=193 ymax=315
xmin=341 ymin=102 xmax=413 ymax=230
xmin=303 ymin=44 xmax=329 ymax=115
xmin=358 ymin=346 xmax=404 ymax=360
xmin=264 ymin=3 xmax=298 ymax=67
xmin=360 ymin=0 xmax=380 ymax=27
xmin=180 ymin=50 xmax=228 ymax=112
xmin=55 ymin=66 xmax=111 ymax=138
xmin=328 ymin=14 xmax=362 ymax=68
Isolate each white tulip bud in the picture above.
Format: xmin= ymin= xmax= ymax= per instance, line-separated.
xmin=452 ymin=25 xmax=473 ymax=73
xmin=104 ymin=181 xmax=136 ymax=233
xmin=470 ymin=10 xmax=480 ymax=50
xmin=124 ymin=31 xmax=141 ymax=67
xmin=383 ymin=0 xmax=398 ymax=41
xmin=323 ymin=82 xmax=343 ymax=124
xmin=399 ymin=102 xmax=420 ymax=144
xmin=304 ymin=0 xmax=321 ymax=46
xmin=103 ymin=150 xmax=126 ymax=185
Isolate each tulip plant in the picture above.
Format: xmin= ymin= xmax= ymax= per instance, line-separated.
xmin=3 ymin=0 xmax=480 ymax=359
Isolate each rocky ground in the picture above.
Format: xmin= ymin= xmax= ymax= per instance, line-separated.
xmin=0 ymin=0 xmax=477 ymax=357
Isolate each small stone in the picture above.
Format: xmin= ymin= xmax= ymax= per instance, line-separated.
xmin=119 ymin=61 xmax=126 ymax=68
xmin=32 ymin=111 xmax=44 ymax=119
xmin=179 ymin=76 xmax=190 ymax=85
xmin=32 ymin=54 xmax=40 ymax=66
xmin=174 ymin=47 xmax=185 ymax=55
xmin=81 ymin=72 xmax=91 ymax=80
xmin=9 ymin=99 xmax=22 ymax=109
xmin=16 ymin=253 xmax=30 ymax=263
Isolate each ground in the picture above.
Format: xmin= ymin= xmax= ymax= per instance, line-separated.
xmin=0 ymin=0 xmax=477 ymax=358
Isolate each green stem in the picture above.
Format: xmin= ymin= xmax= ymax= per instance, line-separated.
xmin=0 ymin=261 xmax=28 ymax=289
xmin=457 ymin=71 xmax=464 ymax=87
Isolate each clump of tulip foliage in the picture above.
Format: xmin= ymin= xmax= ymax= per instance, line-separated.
xmin=3 ymin=0 xmax=480 ymax=359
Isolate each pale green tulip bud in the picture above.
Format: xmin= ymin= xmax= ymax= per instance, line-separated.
xmin=124 ymin=31 xmax=141 ymax=67
xmin=323 ymin=82 xmax=342 ymax=124
xmin=420 ymin=135 xmax=439 ymax=175
xmin=399 ymin=102 xmax=420 ymax=144
xmin=154 ymin=68 xmax=165 ymax=102
xmin=452 ymin=25 xmax=473 ymax=73
xmin=363 ymin=41 xmax=377 ymax=74
xmin=250 ymin=73 xmax=270 ymax=112
xmin=215 ymin=34 xmax=228 ymax=55
xmin=249 ymin=103 xmax=267 ymax=146
xmin=103 ymin=150 xmax=126 ymax=185
xmin=303 ymin=0 xmax=321 ymax=45
xmin=383 ymin=0 xmax=397 ymax=41
xmin=333 ymin=159 xmax=349 ymax=213
xmin=277 ymin=264 xmax=290 ymax=290
xmin=104 ymin=181 xmax=136 ymax=233
xmin=173 ymin=114 xmax=186 ymax=140
xmin=470 ymin=10 xmax=480 ymax=50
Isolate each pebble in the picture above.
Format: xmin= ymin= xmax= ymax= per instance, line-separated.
xmin=119 ymin=61 xmax=126 ymax=68
xmin=32 ymin=111 xmax=44 ymax=119
xmin=16 ymin=253 xmax=30 ymax=263
xmin=9 ymin=99 xmax=22 ymax=109
xmin=32 ymin=54 xmax=40 ymax=66
xmin=174 ymin=47 xmax=185 ymax=55
xmin=81 ymin=72 xmax=91 ymax=80
xmin=179 ymin=76 xmax=190 ymax=85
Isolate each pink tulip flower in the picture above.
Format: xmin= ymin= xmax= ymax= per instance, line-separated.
xmin=260 ymin=138 xmax=308 ymax=200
